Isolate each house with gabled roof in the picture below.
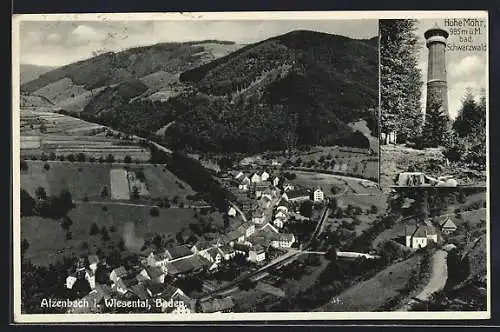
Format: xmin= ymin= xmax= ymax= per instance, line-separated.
xmin=272 ymin=176 xmax=280 ymax=187
xmin=190 ymin=240 xmax=213 ymax=254
xmin=261 ymin=171 xmax=270 ymax=182
xmin=158 ymin=285 xmax=193 ymax=314
xmin=129 ymin=282 xmax=149 ymax=301
xmin=251 ymin=173 xmax=261 ymax=183
xmin=405 ymin=224 xmax=438 ymax=249
xmin=146 ymin=249 xmax=170 ymax=270
xmin=110 ymin=266 xmax=127 ymax=283
xmin=273 ymin=218 xmax=284 ymax=228
xmin=217 ymin=245 xmax=236 ymax=260
xmin=275 ymin=210 xmax=287 ymax=220
xmin=200 ymin=297 xmax=235 ymax=313
xmin=252 ymin=209 xmax=266 ymax=224
xmin=440 ymin=216 xmax=458 ymax=235
xmin=313 ymin=188 xmax=325 ymax=202
xmin=140 ymin=266 xmax=166 ymax=284
xmin=166 ymin=245 xmax=194 ymax=262
xmin=111 ymin=278 xmax=129 ymax=295
xmin=88 ymin=254 xmax=99 ymax=272
xmin=276 ymin=197 xmax=289 ymax=213
xmin=66 ymin=274 xmax=78 ymax=290
xmin=254 ymin=183 xmax=269 ymax=198
xmin=248 ymin=245 xmax=266 ymax=263
xmin=271 ymin=233 xmax=296 ymax=248
xmin=228 ymin=206 xmax=237 ymax=217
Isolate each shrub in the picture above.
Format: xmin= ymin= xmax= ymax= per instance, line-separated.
xmin=89 ymin=223 xmax=99 ymax=235
xmin=149 ymin=207 xmax=160 ymax=217
xmin=20 ymin=159 xmax=28 ymax=171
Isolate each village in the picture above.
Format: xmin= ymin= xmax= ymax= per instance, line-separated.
xmin=61 ymin=166 xmax=331 ymax=314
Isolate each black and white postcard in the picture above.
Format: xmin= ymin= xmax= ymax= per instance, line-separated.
xmin=11 ymin=11 xmax=490 ymax=323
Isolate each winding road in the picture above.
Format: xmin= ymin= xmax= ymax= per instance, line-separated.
xmin=398 ymin=249 xmax=448 ymax=311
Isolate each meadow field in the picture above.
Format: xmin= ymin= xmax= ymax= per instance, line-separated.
xmin=20 ymin=161 xmax=194 ymax=201
xmin=21 ymin=204 xmax=199 ymax=266
xmin=319 ymin=254 xmax=424 ymax=312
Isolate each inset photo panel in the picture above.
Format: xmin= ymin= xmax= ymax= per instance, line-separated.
xmin=380 ymin=16 xmax=488 ymax=188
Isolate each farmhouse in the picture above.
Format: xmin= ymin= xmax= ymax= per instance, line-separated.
xmin=146 ymin=250 xmax=170 ymax=270
xmin=140 ymin=266 xmax=166 ymax=284
xmin=405 ymin=225 xmax=438 ymax=249
xmin=276 ymin=197 xmax=289 ymax=213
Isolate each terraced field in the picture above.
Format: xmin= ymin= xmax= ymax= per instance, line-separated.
xmin=20 ymin=109 xmax=151 ymax=161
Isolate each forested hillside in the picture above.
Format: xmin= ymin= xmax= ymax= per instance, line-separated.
xmin=81 ymin=31 xmax=378 ymax=153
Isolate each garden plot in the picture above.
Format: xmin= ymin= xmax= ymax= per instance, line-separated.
xmin=110 ymin=168 xmax=130 ymax=200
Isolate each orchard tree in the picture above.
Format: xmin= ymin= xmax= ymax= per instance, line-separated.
xmin=380 ymin=19 xmax=423 ymax=143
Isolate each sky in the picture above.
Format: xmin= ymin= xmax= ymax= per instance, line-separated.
xmin=18 ymin=19 xmax=377 ymax=67
xmin=416 ymin=18 xmax=487 ymax=120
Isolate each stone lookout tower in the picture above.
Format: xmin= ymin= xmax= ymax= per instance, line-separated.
xmin=424 ymin=23 xmax=449 ymax=113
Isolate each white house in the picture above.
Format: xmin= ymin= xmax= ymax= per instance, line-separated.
xmin=66 ymin=274 xmax=77 ymax=289
xmin=146 ymin=250 xmax=169 ymax=272
xmin=218 ymin=245 xmax=236 ymax=261
xmin=440 ymin=217 xmax=458 ymax=235
xmin=88 ymin=254 xmax=99 ymax=272
xmin=251 ymin=173 xmax=261 ymax=183
xmin=276 ymin=198 xmax=289 ymax=214
xmin=273 ymin=218 xmax=284 ymax=228
xmin=228 ymin=207 xmax=237 ymax=217
xmin=252 ymin=210 xmax=266 ymax=224
xmin=85 ymin=269 xmax=96 ymax=290
xmin=110 ymin=266 xmax=127 ymax=283
xmin=261 ymin=171 xmax=270 ymax=182
xmin=271 ymin=233 xmax=296 ymax=248
xmin=405 ymin=225 xmax=438 ymax=249
xmin=275 ymin=211 xmax=287 ymax=220
xmin=234 ymin=171 xmax=244 ymax=180
xmin=272 ymin=176 xmax=280 ymax=187
xmin=140 ymin=266 xmax=166 ymax=284
xmin=313 ymin=188 xmax=324 ymax=202
xmin=112 ymin=279 xmax=128 ymax=295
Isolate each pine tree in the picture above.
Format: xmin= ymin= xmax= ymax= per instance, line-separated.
xmin=453 ymin=88 xmax=482 ymax=137
xmin=420 ymin=90 xmax=450 ymax=148
xmin=380 ymin=19 xmax=423 ymax=143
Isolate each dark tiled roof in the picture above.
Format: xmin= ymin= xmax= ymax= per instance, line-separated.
xmin=112 ymin=266 xmax=127 ymax=278
xmin=200 ymin=297 xmax=235 ymax=313
xmin=167 ymin=245 xmax=193 ymax=260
